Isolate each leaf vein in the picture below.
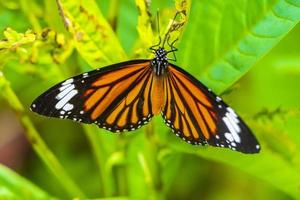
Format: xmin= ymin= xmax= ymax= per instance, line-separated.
xmin=284 ymin=0 xmax=300 ymax=8
xmin=271 ymin=7 xmax=294 ymax=22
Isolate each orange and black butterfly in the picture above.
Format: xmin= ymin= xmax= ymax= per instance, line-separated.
xmin=30 ymin=16 xmax=260 ymax=154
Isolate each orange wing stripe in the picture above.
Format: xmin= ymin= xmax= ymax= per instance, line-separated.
xmin=83 ymin=89 xmax=95 ymax=97
xmin=91 ymin=69 xmax=145 ymax=120
xmin=106 ymin=100 xmax=126 ymax=125
xmin=84 ymin=86 xmax=109 ymax=111
xmin=169 ymin=78 xmax=185 ymax=113
xmin=198 ymin=103 xmax=216 ymax=134
xmin=142 ymin=74 xmax=152 ymax=116
xmin=174 ymin=107 xmax=180 ymax=129
xmin=125 ymin=75 xmax=146 ymax=105
xmin=117 ymin=107 xmax=130 ymax=127
xmin=172 ymin=74 xmax=209 ymax=139
xmin=131 ymin=100 xmax=139 ymax=124
xmin=92 ymin=63 xmax=147 ymax=87
xmin=181 ymin=115 xmax=190 ymax=137
xmin=169 ymin=67 xmax=212 ymax=107
xmin=185 ymin=110 xmax=200 ymax=139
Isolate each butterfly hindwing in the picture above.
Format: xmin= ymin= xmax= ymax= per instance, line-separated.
xmin=162 ymin=64 xmax=260 ymax=153
xmin=30 ymin=60 xmax=155 ymax=132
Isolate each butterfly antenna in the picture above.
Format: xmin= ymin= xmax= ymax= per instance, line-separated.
xmin=157 ymin=10 xmax=161 ymax=41
xmin=162 ymin=11 xmax=180 ymax=48
xmin=150 ymin=10 xmax=162 ymax=52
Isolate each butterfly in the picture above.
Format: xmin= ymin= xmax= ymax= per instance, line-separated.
xmin=30 ymin=15 xmax=260 ymax=154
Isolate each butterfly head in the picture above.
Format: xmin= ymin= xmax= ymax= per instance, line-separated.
xmin=155 ymin=47 xmax=167 ymax=58
xmin=151 ymin=47 xmax=169 ymax=76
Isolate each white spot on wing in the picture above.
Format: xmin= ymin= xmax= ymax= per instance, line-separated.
xmin=227 ymin=107 xmax=237 ymax=117
xmin=56 ymin=84 xmax=75 ymax=99
xmin=83 ymin=73 xmax=88 ymax=78
xmin=224 ymin=132 xmax=234 ymax=142
xmin=59 ymin=83 xmax=71 ymax=91
xmin=63 ymin=103 xmax=74 ymax=111
xmin=223 ymin=116 xmax=241 ymax=143
xmin=55 ymin=90 xmax=78 ymax=109
xmin=231 ymin=142 xmax=236 ymax=147
xmin=62 ymin=78 xmax=74 ymax=86
xmin=225 ymin=112 xmax=240 ymax=132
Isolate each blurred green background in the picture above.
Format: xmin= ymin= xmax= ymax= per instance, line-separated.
xmin=0 ymin=0 xmax=300 ymax=199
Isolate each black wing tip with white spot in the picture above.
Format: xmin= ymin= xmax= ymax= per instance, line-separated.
xmin=209 ymin=130 xmax=260 ymax=154
xmin=29 ymin=77 xmax=81 ymax=119
xmin=209 ymin=102 xmax=261 ymax=154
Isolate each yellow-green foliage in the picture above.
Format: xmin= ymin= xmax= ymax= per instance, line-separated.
xmin=0 ymin=0 xmax=300 ymax=200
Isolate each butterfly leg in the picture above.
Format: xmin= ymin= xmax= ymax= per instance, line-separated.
xmin=167 ymin=37 xmax=178 ymax=61
xmin=149 ymin=36 xmax=162 ymax=53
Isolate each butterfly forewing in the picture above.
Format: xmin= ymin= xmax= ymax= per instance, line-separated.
xmin=162 ymin=64 xmax=260 ymax=154
xmin=30 ymin=60 xmax=156 ymax=132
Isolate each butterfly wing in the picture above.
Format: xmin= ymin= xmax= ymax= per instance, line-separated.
xmin=30 ymin=59 xmax=157 ymax=132
xmin=163 ymin=63 xmax=260 ymax=153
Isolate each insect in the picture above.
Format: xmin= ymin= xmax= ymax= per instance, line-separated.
xmin=30 ymin=13 xmax=260 ymax=154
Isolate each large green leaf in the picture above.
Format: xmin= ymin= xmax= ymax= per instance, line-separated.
xmin=155 ymin=0 xmax=300 ymax=199
xmin=178 ymin=0 xmax=300 ymax=93
xmin=0 ymin=164 xmax=56 ymax=200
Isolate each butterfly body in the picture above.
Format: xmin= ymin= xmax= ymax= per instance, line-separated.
xmin=31 ymin=43 xmax=260 ymax=154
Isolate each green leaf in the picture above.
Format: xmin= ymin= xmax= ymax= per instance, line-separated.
xmin=57 ymin=0 xmax=127 ymax=68
xmin=157 ymin=0 xmax=300 ymax=198
xmin=0 ymin=164 xmax=56 ymax=200
xmin=178 ymin=0 xmax=300 ymax=93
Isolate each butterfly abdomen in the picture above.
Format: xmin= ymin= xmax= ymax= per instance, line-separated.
xmin=151 ymin=75 xmax=165 ymax=115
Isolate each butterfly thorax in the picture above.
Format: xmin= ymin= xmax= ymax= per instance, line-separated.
xmin=151 ymin=47 xmax=168 ymax=76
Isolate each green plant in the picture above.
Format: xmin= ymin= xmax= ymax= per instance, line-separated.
xmin=0 ymin=0 xmax=300 ymax=199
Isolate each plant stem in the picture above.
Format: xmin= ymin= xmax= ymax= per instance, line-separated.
xmin=144 ymin=121 xmax=164 ymax=199
xmin=0 ymin=74 xmax=85 ymax=198
xmin=83 ymin=126 xmax=116 ymax=197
